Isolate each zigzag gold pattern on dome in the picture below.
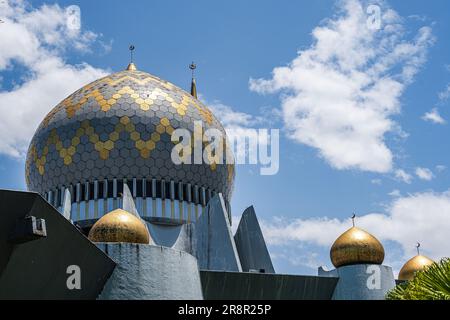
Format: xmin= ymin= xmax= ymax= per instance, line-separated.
xmin=42 ymin=86 xmax=156 ymax=127
xmin=102 ymin=73 xmax=174 ymax=89
xmin=41 ymin=73 xmax=215 ymax=128
xmin=170 ymin=94 xmax=214 ymax=124
xmin=175 ymin=124 xmax=230 ymax=172
xmin=30 ymin=116 xmax=181 ymax=175
xmin=41 ymin=82 xmax=97 ymax=128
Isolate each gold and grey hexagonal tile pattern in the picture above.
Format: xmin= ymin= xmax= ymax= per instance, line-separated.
xmin=26 ymin=69 xmax=235 ymax=202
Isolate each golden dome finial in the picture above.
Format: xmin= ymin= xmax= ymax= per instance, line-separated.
xmin=330 ymin=222 xmax=385 ymax=268
xmin=189 ymin=61 xmax=197 ymax=99
xmin=88 ymin=208 xmax=150 ymax=244
xmin=398 ymin=244 xmax=434 ymax=281
xmin=126 ymin=45 xmax=137 ymax=71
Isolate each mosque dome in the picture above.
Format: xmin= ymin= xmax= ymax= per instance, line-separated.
xmin=398 ymin=255 xmax=434 ymax=281
xmin=88 ymin=208 xmax=150 ymax=244
xmin=25 ymin=62 xmax=235 ymax=220
xmin=330 ymin=227 xmax=385 ymax=268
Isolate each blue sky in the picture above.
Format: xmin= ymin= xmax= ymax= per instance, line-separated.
xmin=1 ymin=0 xmax=450 ymax=275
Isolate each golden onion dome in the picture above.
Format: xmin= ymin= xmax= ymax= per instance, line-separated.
xmin=330 ymin=227 xmax=385 ymax=268
xmin=398 ymin=255 xmax=434 ymax=281
xmin=88 ymin=208 xmax=150 ymax=244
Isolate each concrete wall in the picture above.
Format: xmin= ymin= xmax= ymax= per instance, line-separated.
xmin=97 ymin=243 xmax=203 ymax=300
xmin=0 ymin=190 xmax=115 ymax=299
xmin=328 ymin=264 xmax=396 ymax=300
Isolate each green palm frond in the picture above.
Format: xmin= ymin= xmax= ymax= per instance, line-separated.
xmin=387 ymin=258 xmax=450 ymax=300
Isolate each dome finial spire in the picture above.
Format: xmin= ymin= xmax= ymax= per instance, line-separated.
xmin=416 ymin=242 xmax=421 ymax=255
xmin=126 ymin=45 xmax=137 ymax=71
xmin=189 ymin=61 xmax=197 ymax=99
xmin=351 ymin=213 xmax=356 ymax=227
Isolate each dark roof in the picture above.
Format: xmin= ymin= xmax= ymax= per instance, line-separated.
xmin=200 ymin=270 xmax=338 ymax=300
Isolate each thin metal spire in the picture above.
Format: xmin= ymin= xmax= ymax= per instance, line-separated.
xmin=416 ymin=242 xmax=421 ymax=255
xmin=351 ymin=213 xmax=356 ymax=227
xmin=126 ymin=45 xmax=137 ymax=71
xmin=129 ymin=45 xmax=135 ymax=63
xmin=189 ymin=61 xmax=197 ymax=99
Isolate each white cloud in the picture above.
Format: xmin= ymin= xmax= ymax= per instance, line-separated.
xmin=395 ymin=169 xmax=413 ymax=184
xmin=371 ymin=179 xmax=382 ymax=185
xmin=415 ymin=167 xmax=434 ymax=181
xmin=388 ymin=189 xmax=401 ymax=197
xmin=249 ymin=0 xmax=434 ymax=173
xmin=0 ymin=1 xmax=108 ymax=157
xmin=206 ymin=99 xmax=263 ymax=129
xmin=436 ymin=165 xmax=446 ymax=172
xmin=422 ymin=108 xmax=446 ymax=124
xmin=261 ymin=190 xmax=450 ymax=266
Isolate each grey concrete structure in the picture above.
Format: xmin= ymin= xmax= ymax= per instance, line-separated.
xmin=319 ymin=264 xmax=396 ymax=300
xmin=146 ymin=221 xmax=196 ymax=255
xmin=195 ymin=194 xmax=242 ymax=272
xmin=122 ymin=184 xmax=139 ymax=217
xmin=97 ymin=243 xmax=203 ymax=300
xmin=0 ymin=63 xmax=399 ymax=301
xmin=0 ymin=190 xmax=115 ymax=299
xmin=234 ymin=206 xmax=275 ymax=273
xmin=0 ymin=189 xmax=396 ymax=300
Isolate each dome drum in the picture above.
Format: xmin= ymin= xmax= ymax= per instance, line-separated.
xmin=44 ymin=177 xmax=231 ymax=225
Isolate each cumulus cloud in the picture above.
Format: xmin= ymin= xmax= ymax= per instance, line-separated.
xmin=249 ymin=0 xmax=434 ymax=173
xmin=0 ymin=1 xmax=108 ymax=157
xmin=261 ymin=190 xmax=450 ymax=267
xmin=422 ymin=108 xmax=446 ymax=124
xmin=394 ymin=169 xmax=413 ymax=184
xmin=415 ymin=167 xmax=434 ymax=181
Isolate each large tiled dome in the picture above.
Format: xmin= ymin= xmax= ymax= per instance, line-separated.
xmin=25 ymin=64 xmax=235 ymax=207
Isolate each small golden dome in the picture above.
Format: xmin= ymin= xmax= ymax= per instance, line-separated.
xmin=330 ymin=227 xmax=385 ymax=268
xmin=398 ymin=255 xmax=434 ymax=281
xmin=88 ymin=209 xmax=149 ymax=244
xmin=126 ymin=62 xmax=137 ymax=71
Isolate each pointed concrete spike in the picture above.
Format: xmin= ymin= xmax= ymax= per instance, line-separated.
xmin=62 ymin=188 xmax=72 ymax=221
xmin=195 ymin=193 xmax=242 ymax=272
xmin=122 ymin=183 xmax=154 ymax=245
xmin=234 ymin=205 xmax=275 ymax=273
xmin=122 ymin=183 xmax=139 ymax=217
